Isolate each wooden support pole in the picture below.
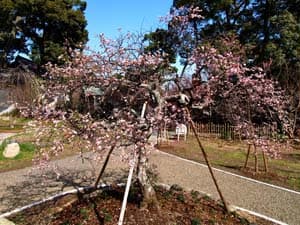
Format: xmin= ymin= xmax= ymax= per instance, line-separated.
xmin=188 ymin=114 xmax=229 ymax=213
xmin=244 ymin=144 xmax=251 ymax=169
xmin=94 ymin=144 xmax=115 ymax=188
xmin=254 ymin=145 xmax=258 ymax=173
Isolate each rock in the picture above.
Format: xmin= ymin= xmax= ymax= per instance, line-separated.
xmin=0 ymin=218 xmax=15 ymax=225
xmin=3 ymin=143 xmax=20 ymax=158
xmin=227 ymin=204 xmax=237 ymax=212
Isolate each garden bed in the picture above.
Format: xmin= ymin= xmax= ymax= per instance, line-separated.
xmin=7 ymin=184 xmax=274 ymax=225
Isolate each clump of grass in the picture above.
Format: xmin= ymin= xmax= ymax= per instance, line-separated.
xmin=190 ymin=190 xmax=200 ymax=200
xmin=0 ymin=140 xmax=10 ymax=160
xmin=102 ymin=209 xmax=112 ymax=222
xmin=170 ymin=184 xmax=183 ymax=192
xmin=79 ymin=208 xmax=89 ymax=219
xmin=208 ymin=218 xmax=216 ymax=224
xmin=191 ymin=218 xmax=202 ymax=225
xmin=202 ymin=194 xmax=211 ymax=201
xmin=176 ymin=193 xmax=185 ymax=203
xmin=61 ymin=221 xmax=70 ymax=225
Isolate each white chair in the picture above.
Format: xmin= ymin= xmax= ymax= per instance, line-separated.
xmin=176 ymin=123 xmax=187 ymax=141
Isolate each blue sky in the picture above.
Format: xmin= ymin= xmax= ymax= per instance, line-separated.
xmin=85 ymin=0 xmax=173 ymax=50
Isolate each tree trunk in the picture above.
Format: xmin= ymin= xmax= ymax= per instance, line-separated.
xmin=137 ymin=147 xmax=159 ymax=210
xmin=244 ymin=144 xmax=251 ymax=169
xmin=262 ymin=151 xmax=268 ymax=173
xmin=157 ymin=128 xmax=161 ymax=146
xmin=292 ymin=99 xmax=299 ymax=135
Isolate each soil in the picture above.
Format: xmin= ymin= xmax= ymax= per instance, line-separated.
xmin=8 ymin=184 xmax=274 ymax=225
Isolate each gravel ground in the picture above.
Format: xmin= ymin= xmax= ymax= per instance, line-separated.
xmin=0 ymin=139 xmax=299 ymax=225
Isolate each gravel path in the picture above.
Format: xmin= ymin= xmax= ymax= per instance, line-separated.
xmin=0 ymin=133 xmax=16 ymax=145
xmin=150 ymin=150 xmax=300 ymax=225
xmin=0 ymin=142 xmax=299 ymax=225
xmin=0 ymin=150 xmax=129 ymax=213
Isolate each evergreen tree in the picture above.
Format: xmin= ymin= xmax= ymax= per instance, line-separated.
xmin=147 ymin=0 xmax=300 ymax=87
xmin=0 ymin=0 xmax=27 ymax=67
xmin=0 ymin=0 xmax=88 ymax=68
xmin=144 ymin=28 xmax=178 ymax=64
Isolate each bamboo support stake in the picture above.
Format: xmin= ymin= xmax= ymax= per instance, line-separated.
xmin=118 ymin=101 xmax=148 ymax=225
xmin=118 ymin=154 xmax=137 ymax=225
xmin=94 ymin=144 xmax=116 ymax=188
xmin=188 ymin=113 xmax=229 ymax=213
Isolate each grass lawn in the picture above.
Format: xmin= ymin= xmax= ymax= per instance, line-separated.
xmin=0 ymin=116 xmax=35 ymax=171
xmin=157 ymin=135 xmax=300 ymax=192
xmin=0 ymin=140 xmax=36 ymax=172
xmin=0 ymin=130 xmax=89 ymax=173
xmin=0 ymin=116 xmax=29 ymax=133
xmin=0 ymin=117 xmax=89 ymax=172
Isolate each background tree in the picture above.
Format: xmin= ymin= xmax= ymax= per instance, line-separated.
xmin=0 ymin=0 xmax=27 ymax=67
xmin=146 ymin=0 xmax=300 ymax=85
xmin=144 ymin=28 xmax=178 ymax=64
xmin=171 ymin=0 xmax=300 ymax=79
xmin=0 ymin=0 xmax=88 ymax=68
xmin=145 ymin=0 xmax=300 ymax=134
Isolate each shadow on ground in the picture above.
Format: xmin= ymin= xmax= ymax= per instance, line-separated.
xmin=0 ymin=168 xmax=128 ymax=214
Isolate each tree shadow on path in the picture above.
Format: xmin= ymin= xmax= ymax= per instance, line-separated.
xmin=0 ymin=168 xmax=128 ymax=214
